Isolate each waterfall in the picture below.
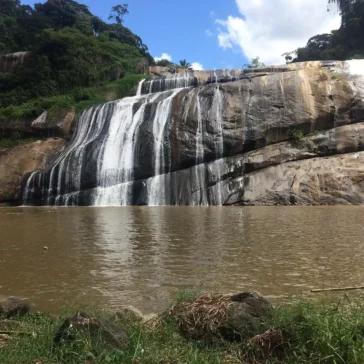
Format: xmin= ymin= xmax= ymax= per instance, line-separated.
xmin=94 ymin=95 xmax=152 ymax=205
xmin=209 ymin=86 xmax=224 ymax=205
xmin=141 ymin=72 xmax=195 ymax=95
xmin=148 ymin=89 xmax=180 ymax=205
xmin=22 ymin=71 xmax=228 ymax=207
xmin=194 ymin=92 xmax=208 ymax=205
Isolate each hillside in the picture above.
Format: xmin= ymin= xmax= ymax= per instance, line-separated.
xmin=0 ymin=0 xmax=152 ymax=134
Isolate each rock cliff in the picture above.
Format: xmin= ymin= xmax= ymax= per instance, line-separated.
xmin=0 ymin=138 xmax=65 ymax=204
xmin=12 ymin=60 xmax=364 ymax=205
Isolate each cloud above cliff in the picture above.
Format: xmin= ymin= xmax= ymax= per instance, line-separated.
xmin=154 ymin=53 xmax=173 ymax=62
xmin=216 ymin=0 xmax=341 ymax=65
xmin=153 ymin=53 xmax=204 ymax=70
xmin=191 ymin=62 xmax=204 ymax=71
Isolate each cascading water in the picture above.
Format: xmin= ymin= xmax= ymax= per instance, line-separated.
xmin=23 ymin=71 xmax=227 ymax=206
xmin=193 ymin=92 xmax=208 ymax=206
xmin=148 ymin=89 xmax=180 ymax=206
xmin=207 ymin=85 xmax=225 ymax=205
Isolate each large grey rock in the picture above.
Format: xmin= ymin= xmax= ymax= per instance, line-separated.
xmin=54 ymin=312 xmax=129 ymax=350
xmin=18 ymin=60 xmax=364 ymax=206
xmin=0 ymin=298 xmax=30 ymax=318
xmin=222 ymin=292 xmax=271 ymax=341
xmin=140 ymin=63 xmax=361 ymax=177
xmin=170 ymin=292 xmax=271 ymax=342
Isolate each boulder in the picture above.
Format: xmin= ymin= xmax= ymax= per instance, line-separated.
xmin=223 ymin=292 xmax=271 ymax=340
xmin=0 ymin=138 xmax=65 ymax=204
xmin=169 ymin=292 xmax=271 ymax=342
xmin=116 ymin=305 xmax=145 ymax=322
xmin=54 ymin=312 xmax=129 ymax=350
xmin=0 ymin=298 xmax=30 ymax=318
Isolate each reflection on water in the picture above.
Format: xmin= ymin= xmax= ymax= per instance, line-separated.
xmin=0 ymin=206 xmax=364 ymax=313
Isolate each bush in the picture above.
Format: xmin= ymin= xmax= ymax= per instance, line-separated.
xmin=290 ymin=128 xmax=305 ymax=142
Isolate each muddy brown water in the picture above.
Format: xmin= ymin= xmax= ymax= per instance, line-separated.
xmin=0 ymin=206 xmax=363 ymax=314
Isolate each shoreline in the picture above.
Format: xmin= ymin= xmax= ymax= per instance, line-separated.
xmin=1 ymin=291 xmax=363 ymax=363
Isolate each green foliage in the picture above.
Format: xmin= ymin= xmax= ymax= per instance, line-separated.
xmin=0 ymin=309 xmax=230 ymax=364
xmin=269 ymin=297 xmax=364 ymax=363
xmin=3 ymin=297 xmax=364 ymax=363
xmin=108 ymin=4 xmax=129 ymax=25
xmin=156 ymin=59 xmax=174 ymax=67
xmin=293 ymin=0 xmax=364 ymax=62
xmin=0 ymin=0 xmax=153 ymax=109
xmin=179 ymin=59 xmax=193 ymax=69
xmin=244 ymin=56 xmax=265 ymax=69
xmin=290 ymin=128 xmax=305 ymax=142
xmin=0 ymin=74 xmax=148 ymax=121
xmin=0 ymin=132 xmax=38 ymax=149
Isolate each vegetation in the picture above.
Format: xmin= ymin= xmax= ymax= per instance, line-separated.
xmin=155 ymin=58 xmax=195 ymax=70
xmin=289 ymin=0 xmax=364 ymax=62
xmin=290 ymin=128 xmax=305 ymax=142
xmin=244 ymin=56 xmax=266 ymax=69
xmin=0 ymin=0 xmax=154 ymax=110
xmin=0 ymin=134 xmax=38 ymax=150
xmin=179 ymin=59 xmax=193 ymax=70
xmin=0 ymin=74 xmax=147 ymax=123
xmin=2 ymin=294 xmax=364 ymax=363
xmin=155 ymin=59 xmax=174 ymax=67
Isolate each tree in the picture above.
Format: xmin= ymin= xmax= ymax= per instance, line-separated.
xmin=108 ymin=4 xmax=128 ymax=25
xmin=328 ymin=0 xmax=353 ymax=14
xmin=0 ymin=0 xmax=21 ymax=16
xmin=179 ymin=59 xmax=192 ymax=69
xmin=244 ymin=56 xmax=265 ymax=69
xmin=156 ymin=59 xmax=174 ymax=67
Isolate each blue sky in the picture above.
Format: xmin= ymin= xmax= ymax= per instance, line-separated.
xmin=22 ymin=0 xmax=341 ymax=70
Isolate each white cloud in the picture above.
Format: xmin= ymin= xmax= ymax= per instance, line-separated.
xmin=216 ymin=0 xmax=341 ymax=65
xmin=205 ymin=29 xmax=213 ymax=37
xmin=191 ymin=62 xmax=204 ymax=71
xmin=154 ymin=53 xmax=173 ymax=62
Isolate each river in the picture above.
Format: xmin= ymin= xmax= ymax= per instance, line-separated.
xmin=0 ymin=206 xmax=363 ymax=313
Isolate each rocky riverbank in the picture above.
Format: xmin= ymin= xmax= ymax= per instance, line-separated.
xmin=1 ymin=291 xmax=363 ymax=363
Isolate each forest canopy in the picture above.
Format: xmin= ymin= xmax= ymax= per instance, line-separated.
xmin=0 ymin=0 xmax=154 ymax=107
xmin=292 ymin=0 xmax=364 ymax=62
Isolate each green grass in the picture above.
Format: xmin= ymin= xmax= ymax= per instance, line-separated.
xmin=0 ymin=133 xmax=40 ymax=150
xmin=0 ymin=74 xmax=148 ymax=123
xmin=3 ymin=296 xmax=364 ymax=363
xmin=0 ymin=310 xmax=231 ymax=364
xmin=268 ymin=296 xmax=364 ymax=364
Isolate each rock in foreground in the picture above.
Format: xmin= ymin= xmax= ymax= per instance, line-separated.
xmin=0 ymin=298 xmax=30 ymax=318
xmin=54 ymin=312 xmax=129 ymax=350
xmin=169 ymin=292 xmax=271 ymax=341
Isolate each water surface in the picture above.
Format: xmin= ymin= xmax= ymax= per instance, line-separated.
xmin=0 ymin=206 xmax=363 ymax=313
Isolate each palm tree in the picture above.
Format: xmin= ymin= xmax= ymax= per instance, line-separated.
xmin=179 ymin=59 xmax=193 ymax=70
xmin=328 ymin=0 xmax=353 ymax=14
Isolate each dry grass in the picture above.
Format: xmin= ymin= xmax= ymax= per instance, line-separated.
xmin=169 ymin=293 xmax=232 ymax=340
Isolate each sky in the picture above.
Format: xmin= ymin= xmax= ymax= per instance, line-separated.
xmin=22 ymin=0 xmax=342 ymax=70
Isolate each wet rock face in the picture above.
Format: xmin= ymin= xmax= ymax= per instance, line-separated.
xmin=54 ymin=312 xmax=129 ymax=350
xmin=20 ymin=60 xmax=364 ymax=206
